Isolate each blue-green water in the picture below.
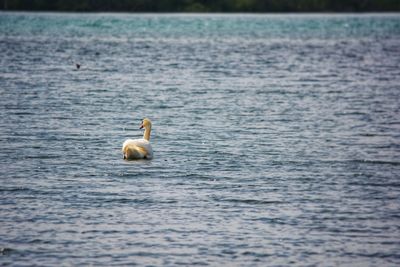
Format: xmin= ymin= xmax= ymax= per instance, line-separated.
xmin=1 ymin=12 xmax=400 ymax=266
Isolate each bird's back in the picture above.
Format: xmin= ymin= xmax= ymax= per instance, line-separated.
xmin=122 ymin=138 xmax=153 ymax=160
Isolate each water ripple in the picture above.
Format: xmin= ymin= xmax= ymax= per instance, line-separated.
xmin=1 ymin=13 xmax=400 ymax=267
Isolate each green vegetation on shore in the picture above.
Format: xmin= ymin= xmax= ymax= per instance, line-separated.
xmin=2 ymin=0 xmax=400 ymax=12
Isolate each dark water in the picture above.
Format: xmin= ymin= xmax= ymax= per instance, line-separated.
xmin=1 ymin=12 xmax=400 ymax=266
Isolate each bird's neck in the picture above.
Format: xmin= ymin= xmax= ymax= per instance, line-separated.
xmin=143 ymin=127 xmax=151 ymax=141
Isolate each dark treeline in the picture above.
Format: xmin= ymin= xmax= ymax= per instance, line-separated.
xmin=2 ymin=0 xmax=400 ymax=12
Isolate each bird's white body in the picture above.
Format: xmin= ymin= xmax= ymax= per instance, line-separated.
xmin=122 ymin=138 xmax=153 ymax=160
xmin=122 ymin=118 xmax=153 ymax=160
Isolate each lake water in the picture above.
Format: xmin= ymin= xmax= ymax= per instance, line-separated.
xmin=1 ymin=12 xmax=400 ymax=266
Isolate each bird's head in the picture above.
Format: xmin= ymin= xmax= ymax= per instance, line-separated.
xmin=140 ymin=118 xmax=152 ymax=130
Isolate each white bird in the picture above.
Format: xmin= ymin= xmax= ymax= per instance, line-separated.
xmin=122 ymin=118 xmax=153 ymax=160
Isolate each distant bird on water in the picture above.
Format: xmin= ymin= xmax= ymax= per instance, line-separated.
xmin=76 ymin=63 xmax=80 ymax=70
xmin=122 ymin=118 xmax=153 ymax=160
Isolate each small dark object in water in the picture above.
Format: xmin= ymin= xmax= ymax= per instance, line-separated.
xmin=0 ymin=247 xmax=13 ymax=255
xmin=76 ymin=63 xmax=80 ymax=70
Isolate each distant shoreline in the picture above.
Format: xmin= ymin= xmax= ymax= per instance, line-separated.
xmin=1 ymin=11 xmax=400 ymax=14
xmin=1 ymin=0 xmax=400 ymax=13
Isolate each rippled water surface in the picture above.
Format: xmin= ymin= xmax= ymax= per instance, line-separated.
xmin=1 ymin=12 xmax=400 ymax=266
